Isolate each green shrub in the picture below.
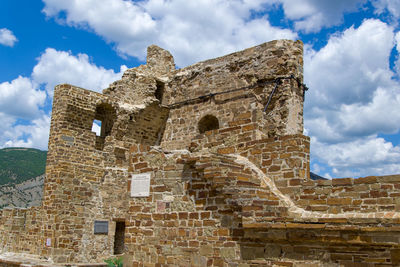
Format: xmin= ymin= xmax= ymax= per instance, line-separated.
xmin=104 ymin=256 xmax=123 ymax=267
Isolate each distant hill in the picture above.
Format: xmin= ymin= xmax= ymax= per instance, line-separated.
xmin=0 ymin=147 xmax=47 ymax=186
xmin=0 ymin=147 xmax=47 ymax=209
xmin=310 ymin=172 xmax=328 ymax=180
xmin=0 ymin=174 xmax=44 ymax=209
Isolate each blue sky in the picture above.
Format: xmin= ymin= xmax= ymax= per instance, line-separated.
xmin=1 ymin=0 xmax=400 ymax=179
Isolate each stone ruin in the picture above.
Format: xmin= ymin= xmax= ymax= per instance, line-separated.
xmin=1 ymin=40 xmax=400 ymax=267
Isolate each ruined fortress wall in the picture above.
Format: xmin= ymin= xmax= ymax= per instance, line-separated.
xmin=41 ymin=84 xmax=109 ymax=261
xmin=1 ymin=40 xmax=400 ymax=266
xmin=39 ymin=83 xmax=167 ymax=262
xmin=191 ymin=122 xmax=400 ymax=215
xmin=37 ymin=83 xmax=168 ymax=262
xmin=124 ymin=143 xmax=400 ymax=266
xmin=192 ymin=130 xmax=400 ymax=215
xmin=124 ymin=145 xmax=289 ymax=265
xmin=1 ymin=142 xmax=400 ymax=266
xmin=161 ymin=40 xmax=305 ymax=150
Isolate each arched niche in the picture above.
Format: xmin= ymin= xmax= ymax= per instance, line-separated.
xmin=198 ymin=115 xmax=219 ymax=134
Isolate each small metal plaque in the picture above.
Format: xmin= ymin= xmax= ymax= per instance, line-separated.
xmin=131 ymin=172 xmax=151 ymax=197
xmin=94 ymin=220 xmax=108 ymax=234
xmin=61 ymin=135 xmax=74 ymax=142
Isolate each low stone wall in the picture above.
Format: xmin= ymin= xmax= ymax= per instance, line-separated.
xmin=192 ymin=128 xmax=400 ymax=215
xmin=297 ymin=175 xmax=400 ymax=214
xmin=0 ymin=207 xmax=43 ymax=255
xmin=122 ymin=143 xmax=400 ymax=266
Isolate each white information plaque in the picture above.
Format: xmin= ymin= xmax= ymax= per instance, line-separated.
xmin=131 ymin=172 xmax=151 ymax=197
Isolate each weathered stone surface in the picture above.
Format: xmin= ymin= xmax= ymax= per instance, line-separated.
xmin=1 ymin=40 xmax=400 ymax=267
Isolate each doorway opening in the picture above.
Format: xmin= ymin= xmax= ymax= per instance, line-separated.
xmin=113 ymin=221 xmax=125 ymax=255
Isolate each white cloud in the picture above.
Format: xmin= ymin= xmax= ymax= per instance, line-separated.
xmin=395 ymin=31 xmax=400 ymax=75
xmin=42 ymin=0 xmax=297 ymax=66
xmin=338 ymin=87 xmax=400 ymax=136
xmin=373 ymin=0 xmax=400 ymax=20
xmin=32 ymin=48 xmax=127 ymax=95
xmin=0 ymin=28 xmax=18 ymax=47
xmin=91 ymin=120 xmax=101 ymax=136
xmin=0 ymin=76 xmax=46 ymax=119
xmin=0 ymin=112 xmax=18 ymax=144
xmin=305 ymin=19 xmax=395 ymax=111
xmin=304 ymin=19 xmax=400 ymax=177
xmin=306 ymin=85 xmax=400 ymax=144
xmin=273 ymin=0 xmax=367 ymax=33
xmin=312 ymin=136 xmax=400 ymax=177
xmin=396 ymin=32 xmax=400 ymax=51
xmin=3 ymin=115 xmax=51 ymax=150
xmin=304 ymin=19 xmax=397 ymax=138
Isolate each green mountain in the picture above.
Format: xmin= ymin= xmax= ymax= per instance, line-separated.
xmin=0 ymin=147 xmax=47 ymax=186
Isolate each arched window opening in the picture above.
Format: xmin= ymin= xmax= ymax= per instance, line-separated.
xmin=92 ymin=103 xmax=116 ymax=150
xmin=198 ymin=115 xmax=219 ymax=134
xmin=92 ymin=120 xmax=102 ymax=136
xmin=155 ymin=80 xmax=165 ymax=103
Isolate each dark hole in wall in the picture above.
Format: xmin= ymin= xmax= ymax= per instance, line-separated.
xmin=155 ymin=80 xmax=165 ymax=103
xmin=93 ymin=103 xmax=116 ymax=150
xmin=114 ymin=221 xmax=125 ymax=255
xmin=198 ymin=115 xmax=219 ymax=134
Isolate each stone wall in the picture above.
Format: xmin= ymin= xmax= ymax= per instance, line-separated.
xmin=38 ymin=83 xmax=171 ymax=262
xmin=124 ymin=143 xmax=400 ymax=266
xmin=0 ymin=207 xmax=43 ymax=255
xmin=0 ymin=40 xmax=400 ymax=267
xmin=161 ymin=40 xmax=305 ymax=150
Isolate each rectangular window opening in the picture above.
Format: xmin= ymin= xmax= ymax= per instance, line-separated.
xmin=114 ymin=221 xmax=125 ymax=255
xmin=92 ymin=119 xmax=102 ymax=136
